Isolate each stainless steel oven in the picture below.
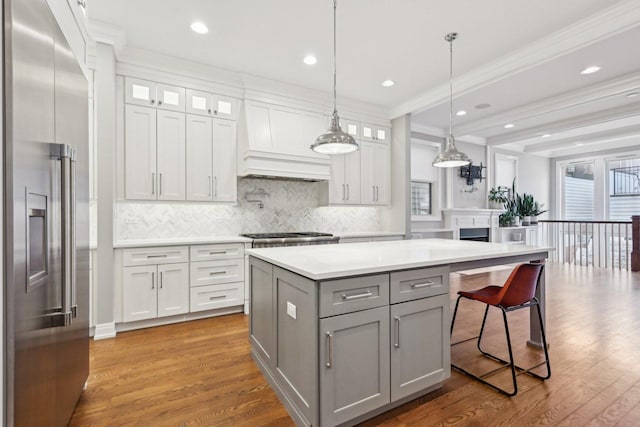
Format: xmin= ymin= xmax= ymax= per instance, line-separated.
xmin=241 ymin=232 xmax=340 ymax=248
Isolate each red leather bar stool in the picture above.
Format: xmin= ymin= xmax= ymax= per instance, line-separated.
xmin=449 ymin=262 xmax=551 ymax=396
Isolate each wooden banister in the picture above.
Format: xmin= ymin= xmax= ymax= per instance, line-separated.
xmin=632 ymin=216 xmax=640 ymax=272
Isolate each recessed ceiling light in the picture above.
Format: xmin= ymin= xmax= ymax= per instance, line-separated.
xmin=456 ymin=110 xmax=467 ymax=116
xmin=575 ymin=143 xmax=584 ymax=146
xmin=504 ymin=123 xmax=515 ymax=129
xmin=190 ymin=21 xmax=208 ymax=35
xmin=381 ymin=80 xmax=395 ymax=87
xmin=580 ymin=66 xmax=601 ymax=75
xmin=627 ymin=92 xmax=639 ymax=98
xmin=475 ymin=103 xmax=491 ymax=110
xmin=303 ymin=55 xmax=317 ymax=65
xmin=541 ymin=134 xmax=551 ymax=138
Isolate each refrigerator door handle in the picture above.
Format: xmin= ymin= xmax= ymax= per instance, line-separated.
xmin=70 ymin=156 xmax=78 ymax=319
xmin=60 ymin=145 xmax=77 ymax=326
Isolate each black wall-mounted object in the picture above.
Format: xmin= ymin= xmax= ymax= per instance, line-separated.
xmin=459 ymin=162 xmax=486 ymax=186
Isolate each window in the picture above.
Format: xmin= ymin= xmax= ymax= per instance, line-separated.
xmin=562 ymin=161 xmax=595 ymax=220
xmin=608 ymin=158 xmax=640 ymax=220
xmin=410 ymin=140 xmax=440 ymax=220
xmin=411 ymin=181 xmax=432 ymax=215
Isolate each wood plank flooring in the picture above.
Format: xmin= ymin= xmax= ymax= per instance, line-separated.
xmin=69 ymin=262 xmax=640 ymax=426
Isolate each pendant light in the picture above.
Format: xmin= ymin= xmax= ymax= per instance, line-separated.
xmin=432 ymin=32 xmax=471 ymax=168
xmin=310 ymin=0 xmax=359 ymax=155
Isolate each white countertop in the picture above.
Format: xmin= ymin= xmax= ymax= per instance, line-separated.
xmin=113 ymin=235 xmax=252 ymax=249
xmin=247 ymin=238 xmax=552 ymax=280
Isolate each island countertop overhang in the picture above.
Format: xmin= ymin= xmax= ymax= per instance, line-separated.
xmin=246 ymin=238 xmax=552 ymax=281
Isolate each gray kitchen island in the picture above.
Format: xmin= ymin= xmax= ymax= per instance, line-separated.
xmin=247 ymin=239 xmax=551 ymax=427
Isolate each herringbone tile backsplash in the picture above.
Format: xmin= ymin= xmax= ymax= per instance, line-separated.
xmin=116 ymin=178 xmax=384 ymax=240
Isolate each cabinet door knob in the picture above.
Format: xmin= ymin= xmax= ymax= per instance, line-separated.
xmin=214 ymin=110 xmax=218 ymax=115
xmin=158 ymin=100 xmax=163 ymax=106
xmin=208 ymin=108 xmax=212 ymax=114
xmin=150 ymin=99 xmax=156 ymax=104
xmin=77 ymin=0 xmax=86 ymax=7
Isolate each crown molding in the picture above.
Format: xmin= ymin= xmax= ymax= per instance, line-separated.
xmin=89 ymin=19 xmax=127 ymax=57
xmin=488 ymin=103 xmax=640 ymax=145
xmin=390 ymin=0 xmax=640 ymax=118
xmin=455 ymin=72 xmax=640 ymax=137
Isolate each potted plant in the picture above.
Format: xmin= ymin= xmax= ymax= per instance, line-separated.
xmin=488 ymin=186 xmax=509 ymax=209
xmin=516 ymin=193 xmax=535 ymax=226
xmin=530 ymin=202 xmax=548 ymax=225
xmin=499 ymin=210 xmax=515 ymax=227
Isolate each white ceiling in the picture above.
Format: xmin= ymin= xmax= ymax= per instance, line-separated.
xmin=90 ymin=0 xmax=640 ymax=158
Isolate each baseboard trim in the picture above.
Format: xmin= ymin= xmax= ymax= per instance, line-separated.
xmin=93 ymin=322 xmax=117 ymax=340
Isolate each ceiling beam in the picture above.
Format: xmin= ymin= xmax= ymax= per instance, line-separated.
xmin=455 ymin=72 xmax=640 ymax=137
xmin=389 ymin=0 xmax=640 ymax=119
xmin=487 ymin=103 xmax=640 ymax=146
xmin=523 ymin=123 xmax=640 ymax=153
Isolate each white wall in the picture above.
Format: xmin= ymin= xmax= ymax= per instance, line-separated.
xmin=506 ymin=149 xmax=551 ymax=219
xmin=451 ymin=141 xmax=488 ymax=208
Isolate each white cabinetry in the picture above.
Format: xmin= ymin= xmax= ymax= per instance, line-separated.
xmin=360 ymin=141 xmax=390 ymax=205
xmin=239 ymin=100 xmax=331 ymax=180
xmin=494 ymin=226 xmax=539 ymax=246
xmin=361 ymin=123 xmax=389 ymax=143
xmin=125 ymin=105 xmax=156 ymax=200
xmin=329 ymin=151 xmax=361 ymax=204
xmin=189 ymin=243 xmax=245 ymax=312
xmin=186 ymin=116 xmax=237 ymax=202
xmin=122 ymin=247 xmax=190 ymax=322
xmin=124 ymin=105 xmax=186 ymax=201
xmin=186 ymin=89 xmax=237 ymax=120
xmin=125 ymin=77 xmax=185 ymax=112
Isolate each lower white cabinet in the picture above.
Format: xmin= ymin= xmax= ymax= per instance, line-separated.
xmin=190 ymin=283 xmax=244 ymax=312
xmin=122 ymin=263 xmax=189 ymax=322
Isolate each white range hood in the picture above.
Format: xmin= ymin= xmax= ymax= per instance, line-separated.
xmin=237 ymin=98 xmax=331 ymax=181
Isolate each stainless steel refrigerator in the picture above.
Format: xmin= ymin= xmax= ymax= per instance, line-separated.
xmin=4 ymin=0 xmax=90 ymax=425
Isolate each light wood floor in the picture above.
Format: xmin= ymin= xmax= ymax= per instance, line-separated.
xmin=70 ymin=263 xmax=640 ymax=426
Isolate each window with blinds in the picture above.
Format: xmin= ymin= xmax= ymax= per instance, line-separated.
xmin=411 ymin=181 xmax=432 ymax=216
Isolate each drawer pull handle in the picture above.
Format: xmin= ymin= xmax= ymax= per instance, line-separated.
xmin=411 ymin=281 xmax=437 ymax=289
xmin=341 ymin=291 xmax=373 ymax=301
xmin=209 ymin=295 xmax=226 ymax=300
xmin=394 ymin=316 xmax=401 ymax=348
xmin=326 ymin=332 xmax=333 ymax=368
xmin=208 ymin=251 xmax=227 ymax=255
xmin=209 ymin=271 xmax=226 ymax=275
xmin=147 ymin=255 xmax=167 ymax=258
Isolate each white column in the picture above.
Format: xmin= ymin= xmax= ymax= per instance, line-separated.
xmin=94 ymin=42 xmax=117 ymax=339
xmin=384 ymin=114 xmax=411 ymax=237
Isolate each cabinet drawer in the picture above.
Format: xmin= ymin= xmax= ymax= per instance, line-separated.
xmin=123 ymin=246 xmax=188 ymax=266
xmin=190 ymin=243 xmax=244 ymax=262
xmin=320 ymin=274 xmax=389 ymax=317
xmin=190 ymin=259 xmax=244 ymax=286
xmin=190 ymin=282 xmax=244 ymax=312
xmin=390 ymin=266 xmax=449 ymax=304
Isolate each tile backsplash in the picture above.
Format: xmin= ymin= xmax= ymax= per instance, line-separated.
xmin=116 ymin=178 xmax=385 ymax=241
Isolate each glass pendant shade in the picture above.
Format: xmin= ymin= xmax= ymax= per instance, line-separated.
xmin=311 ymin=111 xmax=358 ymax=154
xmin=432 ymin=135 xmax=470 ymax=168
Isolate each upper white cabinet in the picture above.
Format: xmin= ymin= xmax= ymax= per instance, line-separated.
xmin=361 ymin=141 xmax=390 ymax=205
xmin=125 ymin=77 xmax=185 ymax=112
xmin=124 ymin=105 xmax=186 ymax=201
xmin=239 ymin=100 xmax=331 ymax=181
xmin=186 ymin=115 xmax=237 ymax=202
xmin=123 ymin=76 xmax=239 ymax=203
xmin=156 ymin=110 xmax=186 ymax=200
xmin=125 ymin=105 xmax=157 ymax=200
xmin=329 ymin=151 xmax=361 ymax=205
xmin=361 ymin=123 xmax=389 ymax=143
xmin=186 ymin=89 xmax=238 ymax=120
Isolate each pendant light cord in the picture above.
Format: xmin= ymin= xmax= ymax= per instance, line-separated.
xmin=448 ymin=35 xmax=453 ymax=138
xmin=333 ymin=0 xmax=337 ymax=115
